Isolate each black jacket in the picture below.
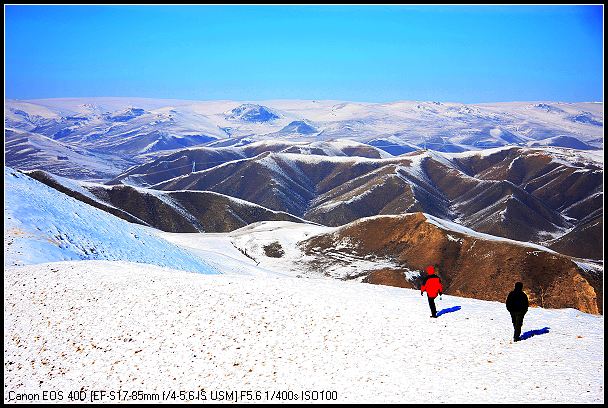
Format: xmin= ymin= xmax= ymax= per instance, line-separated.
xmin=506 ymin=288 xmax=529 ymax=314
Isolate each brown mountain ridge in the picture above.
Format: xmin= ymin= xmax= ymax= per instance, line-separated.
xmin=139 ymin=146 xmax=602 ymax=259
xmin=25 ymin=170 xmax=304 ymax=233
xmin=300 ymin=213 xmax=602 ymax=314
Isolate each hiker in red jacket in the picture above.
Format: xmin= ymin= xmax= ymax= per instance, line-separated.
xmin=421 ymin=265 xmax=443 ymax=318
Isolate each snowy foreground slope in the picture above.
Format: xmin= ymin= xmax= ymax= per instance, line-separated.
xmin=4 ymin=261 xmax=603 ymax=404
xmin=4 ymin=167 xmax=215 ymax=274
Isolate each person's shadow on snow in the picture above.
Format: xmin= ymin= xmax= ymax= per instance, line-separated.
xmin=519 ymin=327 xmax=550 ymax=341
xmin=436 ymin=305 xmax=461 ymax=317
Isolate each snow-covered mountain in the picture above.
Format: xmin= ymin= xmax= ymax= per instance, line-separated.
xmin=5 ymin=128 xmax=136 ymax=180
xmin=300 ymin=213 xmax=602 ymax=314
xmin=107 ymin=139 xmax=390 ymax=186
xmin=5 ymin=98 xmax=603 ymax=180
xmin=225 ymin=103 xmax=281 ymax=123
xmin=6 ymin=166 xmax=601 ymax=314
xmin=6 ymin=96 xmax=603 ymax=260
xmin=6 ymin=98 xmax=227 ymax=161
xmin=163 ymin=214 xmax=602 ymax=314
xmin=277 ymin=120 xmax=318 ymax=135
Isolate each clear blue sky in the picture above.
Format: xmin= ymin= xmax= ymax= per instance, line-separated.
xmin=5 ymin=5 xmax=604 ymax=103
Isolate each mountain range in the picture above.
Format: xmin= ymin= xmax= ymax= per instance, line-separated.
xmin=6 ymin=98 xmax=602 ymax=178
xmin=107 ymin=143 xmax=602 ymax=260
xmin=5 ymin=168 xmax=601 ymax=314
xmin=4 ymin=97 xmax=604 ymax=314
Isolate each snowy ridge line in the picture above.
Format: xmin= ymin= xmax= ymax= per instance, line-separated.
xmin=140 ymin=144 xmax=243 ymax=159
xmin=5 ymin=127 xmax=50 ymax=137
xmin=75 ymin=175 xmax=313 ymax=228
xmin=159 ymin=189 xmax=312 ymax=222
xmin=121 ymin=140 xmax=414 ymax=178
xmin=335 ymin=212 xmax=562 ymax=254
xmin=422 ymin=213 xmax=561 ymax=253
xmin=5 ymin=128 xmax=131 ymax=177
xmin=453 ymin=183 xmax=518 ymax=213
xmin=174 ymin=147 xmax=402 ymax=173
xmin=397 ymin=152 xmax=432 ymax=183
xmin=149 ymin=155 xmax=261 ymax=187
xmin=457 ymin=194 xmax=569 ymax=238
xmin=19 ymin=170 xmax=154 ymax=228
xmin=418 ymin=148 xmax=464 ymax=170
xmin=520 ymin=166 xmax=569 ymax=191
xmin=444 ymin=145 xmax=604 ymax=166
xmin=561 ymin=192 xmax=603 ymax=213
xmin=22 ymin=170 xmax=102 ymax=203
xmin=120 ymin=162 xmax=193 ymax=177
xmin=311 ymin=164 xmax=412 ymax=211
xmin=313 ymin=184 xmax=383 ymax=212
xmin=257 ymin=154 xmax=319 ymax=200
xmin=573 ymin=260 xmax=604 ymax=275
xmin=149 ymin=151 xmax=410 ymax=189
xmin=541 ymin=147 xmax=604 ymax=166
xmin=138 ymin=187 xmax=207 ymax=232
xmin=115 ymin=142 xmax=600 ymax=187
xmin=79 ymin=180 xmax=311 ymax=228
xmin=104 ymin=181 xmax=312 ymax=224
xmin=271 ymin=151 xmax=407 ymax=165
xmin=393 ymin=158 xmax=453 ymax=207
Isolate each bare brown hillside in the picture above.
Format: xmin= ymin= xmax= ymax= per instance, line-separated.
xmin=145 ymin=147 xmax=602 ymax=259
xmin=26 ymin=170 xmax=303 ymax=233
xmin=301 ymin=213 xmax=602 ymax=314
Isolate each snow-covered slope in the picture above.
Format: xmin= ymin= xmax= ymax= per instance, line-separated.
xmin=158 ymin=221 xmax=330 ymax=278
xmin=160 ymin=221 xmax=335 ymax=278
xmin=4 ymin=261 xmax=603 ymax=403
xmin=5 ymin=128 xmax=135 ymax=180
xmin=4 ymin=167 xmax=215 ymax=274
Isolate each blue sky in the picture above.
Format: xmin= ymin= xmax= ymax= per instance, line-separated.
xmin=4 ymin=5 xmax=603 ymax=103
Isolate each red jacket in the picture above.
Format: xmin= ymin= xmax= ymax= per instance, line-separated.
xmin=421 ymin=267 xmax=443 ymax=298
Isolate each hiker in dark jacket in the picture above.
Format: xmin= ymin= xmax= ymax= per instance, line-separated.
xmin=506 ymin=282 xmax=529 ymax=342
xmin=421 ymin=265 xmax=443 ymax=318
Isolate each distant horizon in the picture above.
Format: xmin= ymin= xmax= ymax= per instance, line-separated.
xmin=7 ymin=96 xmax=605 ymax=105
xmin=5 ymin=5 xmax=603 ymax=103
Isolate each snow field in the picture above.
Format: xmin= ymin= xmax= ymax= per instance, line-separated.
xmin=4 ymin=261 xmax=603 ymax=403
